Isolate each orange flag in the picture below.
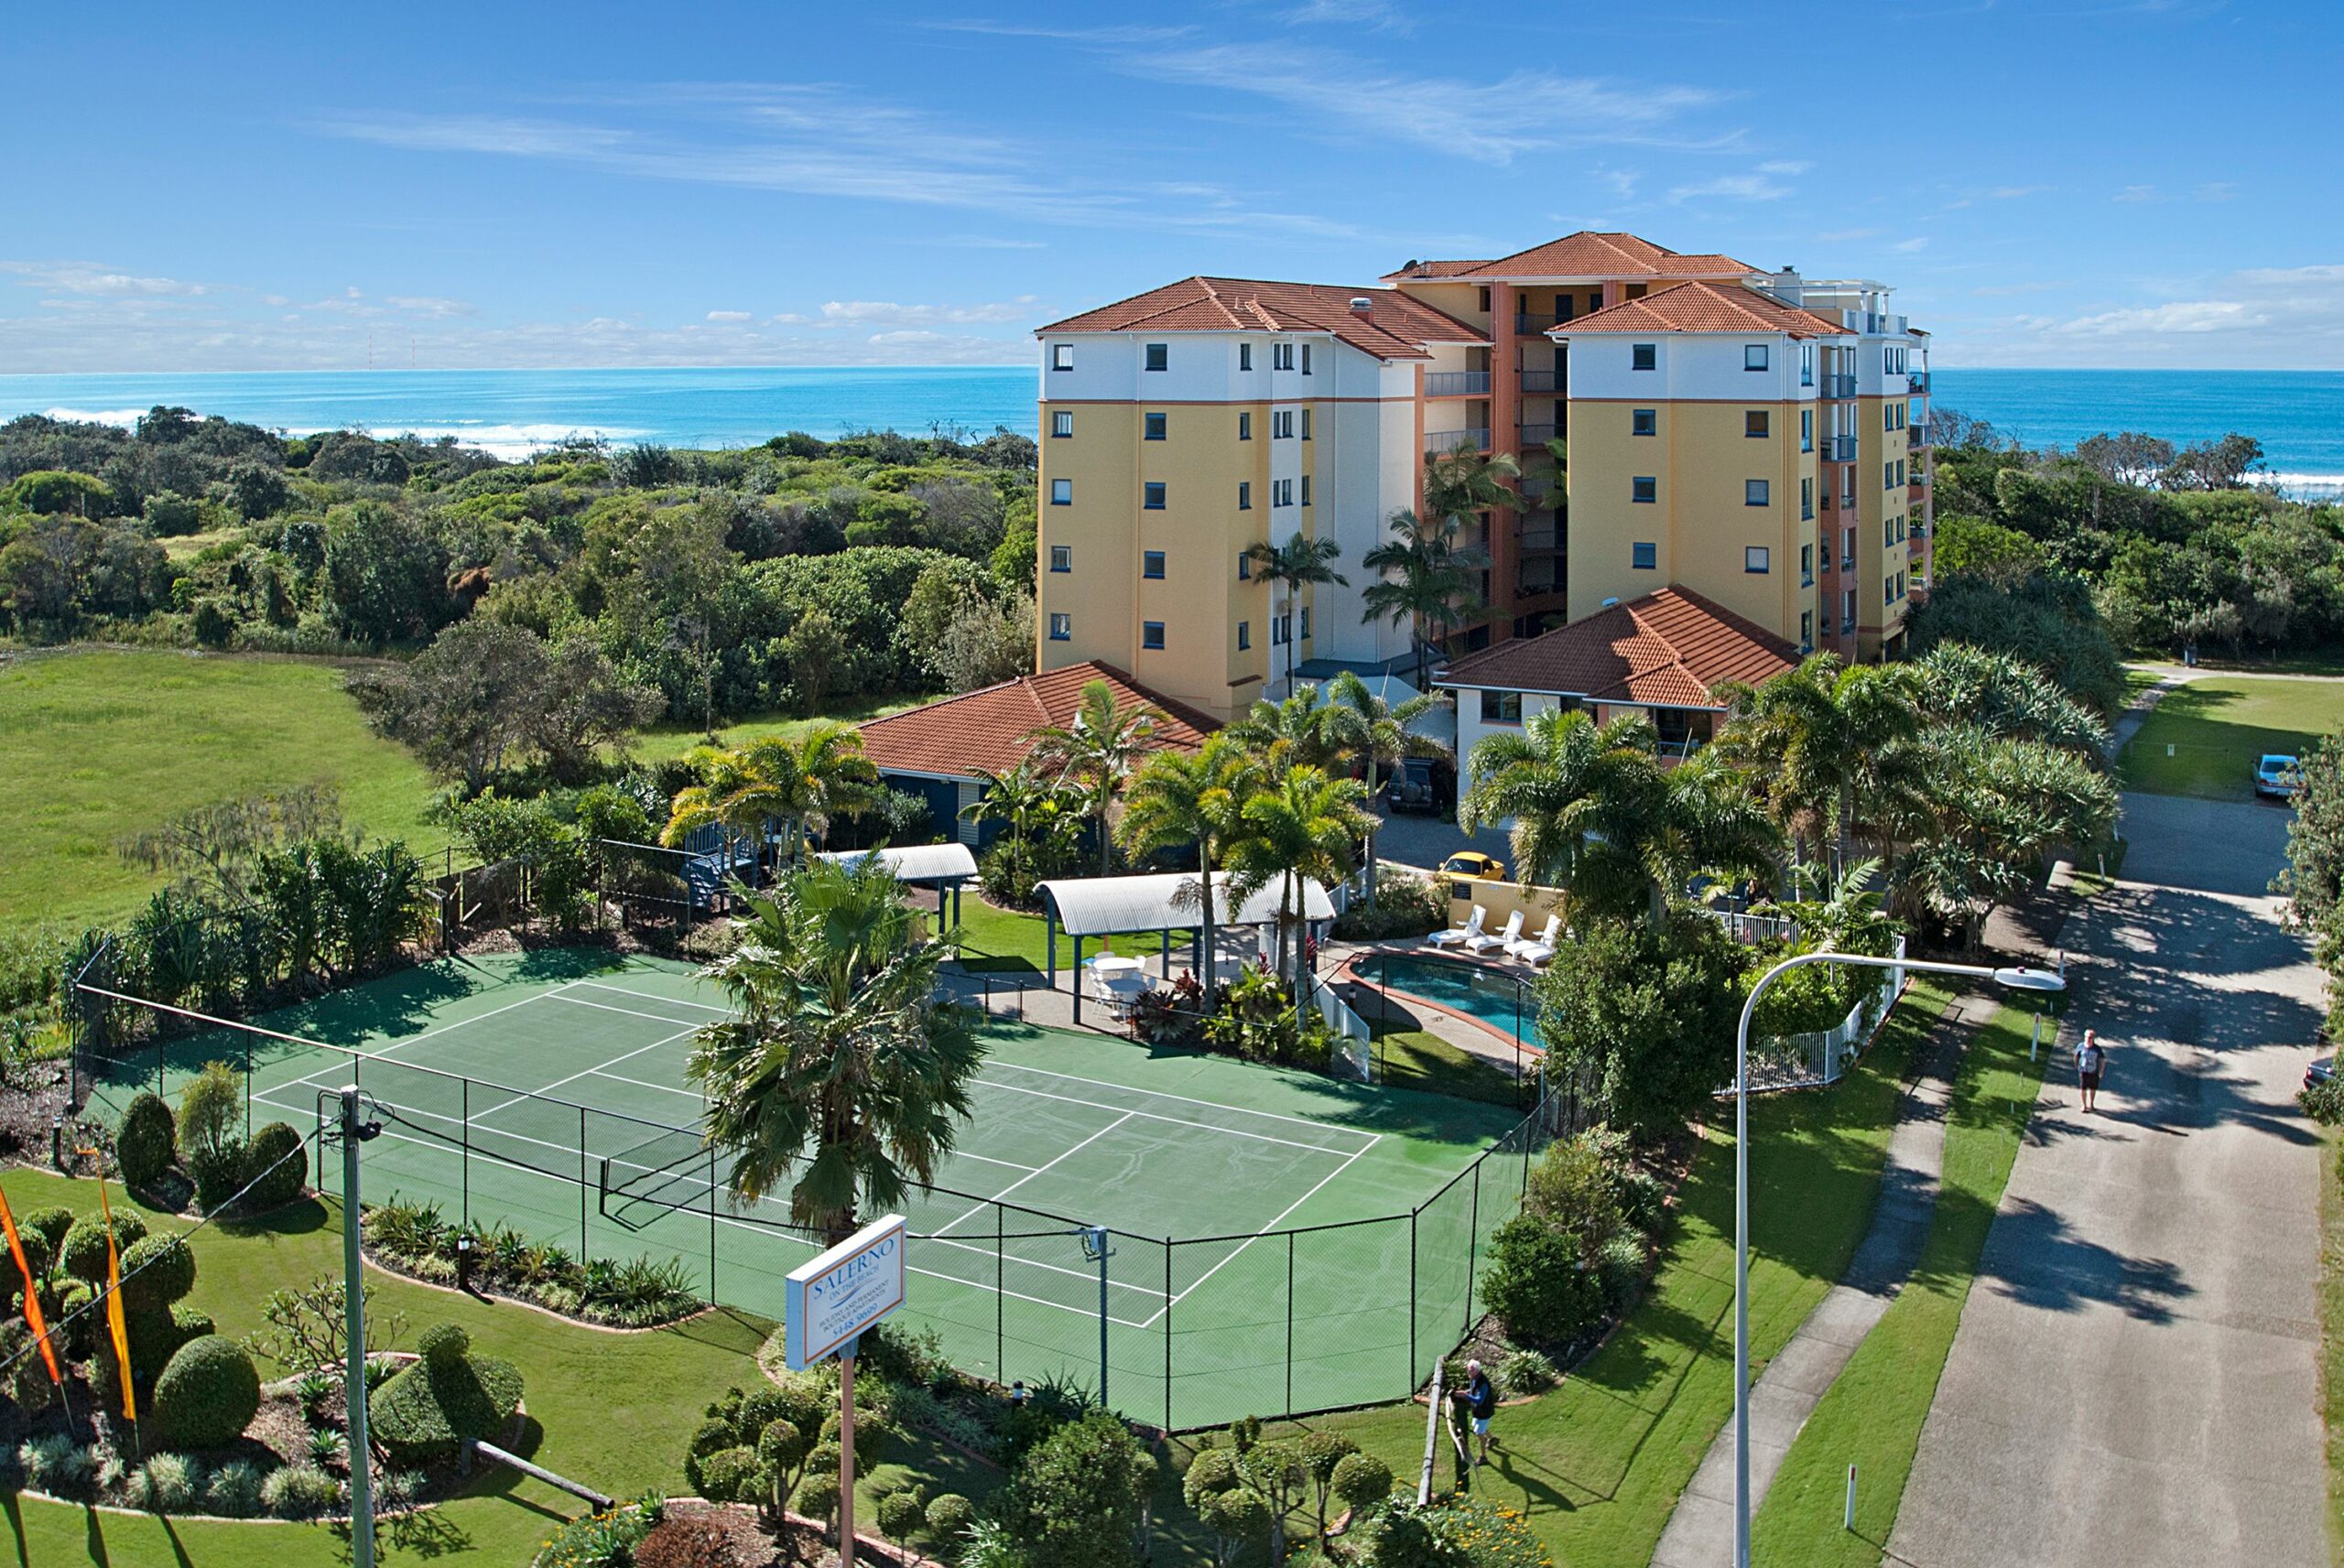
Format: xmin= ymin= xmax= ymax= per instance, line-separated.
xmin=0 ymin=1185 xmax=61 ymax=1385
xmin=79 ymin=1149 xmax=136 ymax=1422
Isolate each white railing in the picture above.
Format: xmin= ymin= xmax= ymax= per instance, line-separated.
xmin=1699 ymin=907 xmax=1798 ymax=944
xmin=1314 ymin=977 xmax=1375 ymax=1082
xmin=1743 ymin=935 xmax=1907 ymax=1089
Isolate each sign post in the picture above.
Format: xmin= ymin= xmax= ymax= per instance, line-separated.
xmin=786 ymin=1216 xmax=907 ymax=1567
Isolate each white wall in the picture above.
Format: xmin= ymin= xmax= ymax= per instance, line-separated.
xmin=1558 ymin=331 xmax=1819 ymax=404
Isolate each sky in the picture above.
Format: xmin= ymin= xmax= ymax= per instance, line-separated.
xmin=5 ymin=0 xmax=2339 ymax=374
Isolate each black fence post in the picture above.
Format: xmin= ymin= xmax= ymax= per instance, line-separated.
xmin=994 ymin=1201 xmax=1005 ymax=1387
xmin=1163 ymin=1241 xmax=1174 ymax=1433
xmin=579 ymin=1107 xmax=589 ymax=1256
xmin=461 ymin=1078 xmax=471 ymax=1228
xmin=708 ymin=1148 xmax=719 ymax=1302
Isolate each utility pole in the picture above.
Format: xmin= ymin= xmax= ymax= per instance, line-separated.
xmin=324 ymin=1087 xmax=381 ymax=1568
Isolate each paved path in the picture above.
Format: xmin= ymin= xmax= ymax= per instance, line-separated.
xmin=1651 ymin=990 xmax=1997 ymax=1568
xmin=1886 ymin=799 xmax=2328 ymax=1568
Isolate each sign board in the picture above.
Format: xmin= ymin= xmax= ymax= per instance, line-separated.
xmin=784 ymin=1215 xmax=906 ymax=1369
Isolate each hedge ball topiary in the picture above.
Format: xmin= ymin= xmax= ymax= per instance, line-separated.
xmin=417 ymin=1322 xmax=470 ymax=1365
xmin=115 ymin=1093 xmax=177 ymax=1192
xmin=149 ymin=1335 xmax=261 ymax=1452
xmin=59 ymin=1212 xmax=146 ymax=1284
xmin=118 ymin=1233 xmax=196 ymax=1316
xmin=369 ymin=1326 xmax=523 ymax=1465
xmin=691 ymin=1445 xmax=762 ymax=1504
xmin=22 ymin=1206 xmax=74 ymax=1255
xmin=926 ymin=1492 xmax=974 ymax=1542
xmin=237 ymin=1121 xmax=309 ymax=1213
xmin=1 ymin=1227 xmax=49 ymax=1305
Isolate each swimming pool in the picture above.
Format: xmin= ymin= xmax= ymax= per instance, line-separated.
xmin=1359 ymin=952 xmax=1537 ymax=1043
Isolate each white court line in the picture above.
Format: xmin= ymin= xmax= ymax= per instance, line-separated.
xmin=254 ymin=981 xmax=595 ymax=1104
xmin=469 ymin=1025 xmax=702 ymax=1125
xmin=971 ymin=1076 xmax=1354 ymax=1155
xmin=1139 ymin=1136 xmax=1383 ymax=1329
xmin=922 ymin=1234 xmax=1167 ymax=1298
xmin=590 ymin=1069 xmax=703 ymax=1101
xmin=929 ymin=1111 xmax=1136 ymax=1239
xmin=951 ymin=1151 xmax=1042 ymax=1174
xmin=548 ymin=992 xmax=712 ymax=1029
xmin=985 ymin=1059 xmax=1377 ymax=1144
xmin=575 ymin=980 xmax=731 ymax=1013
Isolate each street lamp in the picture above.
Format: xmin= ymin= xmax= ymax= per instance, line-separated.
xmin=1731 ymin=950 xmax=2063 ymax=1568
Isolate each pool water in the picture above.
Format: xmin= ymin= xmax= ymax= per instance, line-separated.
xmin=1364 ymin=953 xmax=1536 ymax=1043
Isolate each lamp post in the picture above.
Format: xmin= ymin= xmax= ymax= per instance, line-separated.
xmin=1731 ymin=950 xmax=2064 ymax=1568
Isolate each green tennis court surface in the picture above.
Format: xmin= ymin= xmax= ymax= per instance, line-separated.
xmin=87 ymin=947 xmax=1536 ymax=1429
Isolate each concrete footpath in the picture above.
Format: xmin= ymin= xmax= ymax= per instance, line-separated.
xmin=1649 ymin=989 xmax=1999 ymax=1568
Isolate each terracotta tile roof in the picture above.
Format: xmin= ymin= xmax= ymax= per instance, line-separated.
xmin=1547 ymin=280 xmax=1847 ymax=340
xmin=857 ymin=661 xmax=1219 ymax=782
xmin=1431 ymin=589 xmax=1799 ymax=708
xmin=1377 ymin=258 xmax=1488 ymax=280
xmin=1389 ymin=232 xmax=1757 ymax=283
xmin=1036 ymin=277 xmax=1486 ymax=362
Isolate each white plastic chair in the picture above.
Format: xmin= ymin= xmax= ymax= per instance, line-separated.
xmin=1466 ymin=909 xmax=1524 ymax=955
xmin=1427 ymin=904 xmax=1486 ymax=949
xmin=1510 ymin=914 xmax=1563 ymax=966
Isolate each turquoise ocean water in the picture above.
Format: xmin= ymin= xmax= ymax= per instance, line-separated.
xmin=4 ymin=364 xmax=2341 ymax=494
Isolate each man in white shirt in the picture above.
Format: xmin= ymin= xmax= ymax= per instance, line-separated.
xmin=2076 ymin=1029 xmax=2109 ymax=1114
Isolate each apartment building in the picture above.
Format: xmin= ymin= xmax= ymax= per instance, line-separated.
xmin=1033 ymin=234 xmax=1932 ymax=718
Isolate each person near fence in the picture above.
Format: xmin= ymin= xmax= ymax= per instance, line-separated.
xmin=1453 ymin=1358 xmax=1496 ymax=1465
xmin=2076 ymin=1029 xmax=2109 ymax=1114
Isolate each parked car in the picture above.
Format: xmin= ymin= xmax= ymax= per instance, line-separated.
xmin=2256 ymin=753 xmax=2303 ymax=799
xmin=2306 ymin=1054 xmax=2334 ymax=1093
xmin=1440 ymin=850 xmax=1508 ymax=881
xmin=1384 ymin=756 xmax=1455 ymax=816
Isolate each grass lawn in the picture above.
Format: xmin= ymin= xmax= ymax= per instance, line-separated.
xmin=0 ymin=1165 xmax=999 ymax=1568
xmin=950 ymin=894 xmax=1198 ymax=979
xmin=0 ymin=649 xmax=443 ymax=938
xmin=1371 ymin=1018 xmax=1527 ymax=1108
xmin=630 ymin=694 xmax=922 ymax=764
xmin=1749 ymin=1000 xmax=2046 ymax=1564
xmin=1252 ymin=984 xmax=1955 ymax=1568
xmin=2120 ymin=674 xmax=2344 ymax=800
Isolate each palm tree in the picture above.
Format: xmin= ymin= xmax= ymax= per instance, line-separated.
xmin=959 ymin=760 xmax=1079 ymax=897
xmin=1422 ymin=443 xmax=1525 ymax=534
xmin=1321 ymin=670 xmax=1448 ymax=904
xmin=1026 ymin=679 xmax=1163 ymax=875
xmin=660 ymin=722 xmax=883 ymax=870
xmin=1118 ymin=734 xmax=1258 ymax=989
xmin=1228 ymin=684 xmax=1343 ymax=771
xmin=1762 ymin=855 xmax=1896 ymax=957
xmin=1361 ymin=509 xmax=1479 ymax=692
xmin=1712 ymin=654 xmax=1922 ymax=871
xmin=1221 ymin=764 xmax=1373 ymax=1011
xmin=689 ymin=855 xmax=986 ymax=1244
xmin=1247 ymin=532 xmax=1349 ymax=697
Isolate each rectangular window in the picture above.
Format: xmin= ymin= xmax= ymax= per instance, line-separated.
xmin=1271 ymin=616 xmax=1287 ymax=646
xmin=1745 ymin=410 xmax=1770 ymax=438
xmin=1239 ymin=411 xmax=1253 ymax=440
xmin=1301 ymin=407 xmax=1312 ymax=439
xmin=1884 ymin=404 xmax=1896 ymax=432
xmin=1897 ymin=459 xmax=1907 ymax=486
xmin=1049 ymin=478 xmax=1072 ymax=506
xmin=1274 ymin=410 xmax=1292 ymax=438
xmin=1048 ymin=612 xmax=1071 ymax=641
xmin=1300 ymin=475 xmax=1312 ymax=506
xmin=1237 ymin=551 xmax=1251 ymax=579
xmin=1142 ymin=622 xmax=1165 ymax=650
xmin=1301 ymin=344 xmax=1312 ymax=374
xmin=1844 ymin=525 xmax=1857 ymax=561
xmin=1274 ymin=479 xmax=1293 ymax=507
xmin=1048 ymin=545 xmax=1071 ymax=573
xmin=1274 ymin=342 xmax=1294 ymax=371
xmin=1801 ymin=409 xmax=1813 ymax=452
xmin=1477 ymin=286 xmax=1492 ymax=313
xmin=1801 ymin=543 xmax=1814 ymax=583
xmin=1050 ymin=343 xmax=1073 ymax=371
xmin=1632 ymin=408 xmax=1657 ymax=437
xmin=1801 ymin=610 xmax=1813 ymax=646
xmin=1145 ymin=342 xmax=1167 ymax=372
xmin=1051 ymin=410 xmax=1074 ymax=438
xmin=1898 ymin=569 xmax=1907 ymax=599
xmin=1238 ymin=621 xmax=1251 ymax=649
xmin=1624 ymin=282 xmax=1647 ymax=300
xmin=1745 ymin=546 xmax=1771 ymax=573
xmin=1144 ymin=481 xmax=1166 ymax=510
xmin=1802 ymin=477 xmax=1815 ymax=520
xmin=1632 ymin=476 xmax=1657 ymax=504
xmin=1299 ymin=606 xmax=1311 ymax=640
xmin=1884 ymin=462 xmax=1897 ymax=491
xmin=1844 ymin=587 xmax=1857 ymax=622
xmin=1238 ymin=481 xmax=1252 ymax=510
xmin=1144 ymin=412 xmax=1167 ymax=441
xmin=1632 ymin=541 xmax=1657 ymax=569
xmin=1240 ymin=342 xmax=1253 ymax=371
xmin=1479 ymin=689 xmax=1523 ymax=725
xmin=1885 ymin=576 xmax=1896 ymax=607
xmin=1744 ymin=343 xmax=1769 ymax=371
xmin=1143 ymin=550 xmax=1165 ymax=579
xmin=1632 ymin=343 xmax=1657 ymax=372
xmin=1801 ymin=343 xmax=1814 ymax=385
xmin=1745 ymin=479 xmax=1770 ymax=506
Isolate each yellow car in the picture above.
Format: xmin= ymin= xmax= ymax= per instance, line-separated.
xmin=1440 ymin=851 xmax=1508 ymax=881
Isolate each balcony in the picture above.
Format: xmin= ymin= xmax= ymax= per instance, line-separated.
xmin=1517 ymin=422 xmax=1560 ymax=447
xmin=1516 ymin=517 xmax=1561 ymax=554
xmin=1514 ymin=312 xmax=1562 ymax=335
xmin=1906 ymin=370 xmax=1930 ymax=394
xmin=1826 ymin=434 xmax=1858 ymax=461
xmin=1515 ymin=568 xmax=1561 ymax=599
xmin=1518 ymin=369 xmax=1565 ymax=394
xmin=1519 ymin=475 xmax=1557 ymax=503
xmin=1426 ymin=427 xmax=1491 ymax=454
xmin=1426 ymin=371 xmax=1491 ymax=397
xmin=1907 ymin=426 xmax=1924 ymax=450
xmin=1822 ymin=373 xmax=1857 ymax=400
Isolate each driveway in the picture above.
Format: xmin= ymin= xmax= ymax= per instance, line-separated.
xmin=1366 ymin=806 xmax=1511 ymax=874
xmin=1887 ymin=795 xmax=2328 ymax=1566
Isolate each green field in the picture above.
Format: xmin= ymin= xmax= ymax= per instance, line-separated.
xmin=0 ymin=648 xmax=443 ymax=936
xmin=2121 ymin=674 xmax=2344 ymax=800
xmin=630 ymin=694 xmax=921 ymax=763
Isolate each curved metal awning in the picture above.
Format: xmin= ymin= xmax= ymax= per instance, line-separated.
xmin=815 ymin=842 xmax=980 ymax=886
xmin=1036 ymin=871 xmax=1334 ymax=938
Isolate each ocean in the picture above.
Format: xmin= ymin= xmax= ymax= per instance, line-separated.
xmin=4 ymin=364 xmax=2341 ymax=496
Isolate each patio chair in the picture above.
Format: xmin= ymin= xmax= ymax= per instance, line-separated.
xmin=1510 ymin=914 xmax=1563 ymax=966
xmin=1426 ymin=904 xmax=1487 ymax=949
xmin=1466 ymin=909 xmax=1524 ymax=955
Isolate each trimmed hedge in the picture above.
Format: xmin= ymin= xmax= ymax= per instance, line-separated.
xmin=118 ymin=1233 xmax=196 ymax=1316
xmin=150 ymin=1335 xmax=262 ymax=1451
xmin=115 ymin=1093 xmax=177 ymax=1191
xmin=238 ymin=1121 xmax=309 ymax=1213
xmin=369 ymin=1322 xmax=525 ymax=1464
xmin=59 ymin=1212 xmax=147 ymax=1284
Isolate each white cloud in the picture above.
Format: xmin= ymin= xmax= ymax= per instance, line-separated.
xmin=819 ymin=297 xmax=1036 ymax=327
xmin=2112 ymin=183 xmax=2158 ymax=202
xmin=704 ymin=309 xmax=753 ymax=322
xmin=385 ymin=295 xmax=476 ymax=319
xmin=2053 ymin=299 xmax=2258 ymax=335
xmin=1952 ymin=264 xmax=2344 ymax=368
xmin=1276 ymin=0 xmax=1414 ymax=30
xmin=1894 ymin=237 xmax=1929 ymax=253
xmin=1669 ymin=172 xmax=1792 ymax=202
xmin=3 ymin=261 xmax=207 ymax=297
xmin=1989 ymin=184 xmax=2051 ymax=199
xmin=1756 ymin=159 xmax=1812 ymax=175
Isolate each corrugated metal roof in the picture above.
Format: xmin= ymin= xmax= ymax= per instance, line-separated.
xmin=816 ymin=843 xmax=979 ymax=884
xmin=1037 ymin=872 xmax=1336 ymax=937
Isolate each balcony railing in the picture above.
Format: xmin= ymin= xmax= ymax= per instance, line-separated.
xmin=1518 ymin=369 xmax=1565 ymax=394
xmin=1827 ymin=434 xmax=1858 ymax=460
xmin=1515 ymin=572 xmax=1561 ymax=599
xmin=1516 ymin=522 xmax=1561 ymax=554
xmin=1517 ymin=422 xmax=1560 ymax=447
xmin=1906 ymin=370 xmax=1930 ymax=394
xmin=1426 ymin=370 xmax=1491 ymax=396
xmin=1822 ymin=373 xmax=1857 ymax=399
xmin=1907 ymin=426 xmax=1924 ymax=450
xmin=1426 ymin=427 xmax=1491 ymax=454
xmin=1519 ymin=476 xmax=1556 ymax=503
xmin=1514 ymin=312 xmax=1562 ymax=334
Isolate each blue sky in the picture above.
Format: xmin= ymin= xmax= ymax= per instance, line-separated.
xmin=5 ymin=0 xmax=2338 ymax=373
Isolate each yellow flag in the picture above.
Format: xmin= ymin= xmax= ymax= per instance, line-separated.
xmin=79 ymin=1149 xmax=136 ymax=1423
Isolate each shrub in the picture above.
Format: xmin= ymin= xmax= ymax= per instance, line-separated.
xmin=1000 ymin=1409 xmax=1150 ymax=1568
xmin=1523 ymin=1133 xmax=1625 ymax=1250
xmin=1194 ymin=1486 xmax=1272 ymax=1565
xmin=177 ymin=1061 xmax=241 ymax=1163
xmin=370 ymin=1321 xmax=525 ymax=1464
xmin=1329 ymin=1450 xmax=1394 ymax=1521
xmin=1481 ymin=1213 xmax=1608 ymax=1350
xmin=926 ymin=1491 xmax=975 ymax=1547
xmin=635 ymin=1517 xmax=743 ymax=1568
xmin=2300 ymin=1076 xmax=2344 ymax=1124
xmin=22 ymin=1206 xmax=75 ymax=1255
xmin=533 ymin=1498 xmax=662 ymax=1568
xmin=205 ymin=1459 xmax=265 ymax=1517
xmin=125 ymin=1453 xmax=200 ymax=1513
xmin=238 ymin=1121 xmax=309 ymax=1212
xmin=261 ymin=1462 xmax=343 ymax=1519
xmin=17 ymin=1433 xmax=93 ymax=1498
xmin=877 ymin=1488 xmax=928 ymax=1552
xmin=150 ymin=1335 xmax=262 ymax=1450
xmin=2 ymin=1227 xmax=49 ymax=1308
xmin=1497 ymin=1348 xmax=1559 ymax=1396
xmin=692 ymin=1445 xmax=762 ymax=1505
xmin=119 ymin=1232 xmax=197 ymax=1316
xmin=1615 ymin=1165 xmax=1670 ymax=1237
xmin=1595 ymin=1231 xmax=1649 ymax=1309
xmin=60 ymin=1211 xmax=146 ymax=1283
xmin=116 ymin=1092 xmax=177 ymax=1191
xmin=1330 ymin=867 xmax=1449 ymax=941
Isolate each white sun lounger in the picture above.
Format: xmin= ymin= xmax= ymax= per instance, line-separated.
xmin=1426 ymin=905 xmax=1486 ymax=949
xmin=1509 ymin=914 xmax=1563 ymax=966
xmin=1466 ymin=909 xmax=1524 ymax=955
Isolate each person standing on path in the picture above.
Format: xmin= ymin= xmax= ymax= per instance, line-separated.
xmin=2077 ymin=1029 xmax=2109 ymax=1114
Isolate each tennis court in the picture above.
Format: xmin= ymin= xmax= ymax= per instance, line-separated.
xmin=80 ymin=948 xmax=1541 ymax=1429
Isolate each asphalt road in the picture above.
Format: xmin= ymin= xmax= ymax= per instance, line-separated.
xmin=1886 ymin=792 xmax=2328 ymax=1566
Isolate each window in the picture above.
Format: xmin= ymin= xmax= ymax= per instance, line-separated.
xmin=1896 ymin=458 xmax=1907 ymax=486
xmin=1300 ymin=475 xmax=1312 ymax=506
xmin=1884 ymin=462 xmax=1897 ymax=491
xmin=1273 ymin=342 xmax=1294 ymax=371
xmin=1239 ymin=411 xmax=1253 ymax=440
xmin=1883 ymin=404 xmax=1896 ymax=432
xmin=1049 ymin=478 xmax=1072 ymax=506
xmin=1745 ymin=546 xmax=1771 ymax=574
xmin=1844 ymin=587 xmax=1857 ymax=622
xmin=1632 ymin=343 xmax=1657 ymax=372
xmin=1144 ymin=412 xmax=1167 ymax=441
xmin=1587 ymin=292 xmax=1603 ymax=315
xmin=1821 ymin=488 xmax=1833 ymax=512
xmin=1884 ymin=576 xmax=1897 ymax=607
xmin=1299 ymin=606 xmax=1311 ymax=639
xmin=1801 ymin=343 xmax=1814 ymax=386
xmin=1801 ymin=409 xmax=1813 ymax=452
xmin=1048 ymin=545 xmax=1071 ymax=573
xmin=1238 ymin=481 xmax=1252 ymax=510
xmin=1744 ymin=343 xmax=1769 ymax=372
xmin=1745 ymin=410 xmax=1770 ymax=438
xmin=1144 ymin=481 xmax=1166 ymax=510
xmin=1274 ymin=479 xmax=1294 ymax=507
xmin=1237 ymin=551 xmax=1252 ymax=579
xmin=1477 ymin=286 xmax=1492 ymax=313
xmin=1274 ymin=410 xmax=1293 ymax=438
xmin=1238 ymin=621 xmax=1251 ymax=649
xmin=1801 ymin=543 xmax=1814 ymax=584
xmin=1143 ymin=622 xmax=1165 ymax=650
xmin=1802 ymin=477 xmax=1814 ymax=520
xmin=1240 ymin=343 xmax=1253 ymax=371
xmin=1271 ymin=615 xmax=1287 ymax=646
xmin=1624 ymin=282 xmax=1647 ymax=300
xmin=1632 ymin=541 xmax=1657 ymax=569
xmin=1050 ymin=343 xmax=1073 ymax=372
xmin=1844 ymin=525 xmax=1856 ymax=561
xmin=1048 ymin=612 xmax=1071 ymax=641
xmin=1301 ymin=408 xmax=1311 ymax=439
xmin=1745 ymin=479 xmax=1770 ymax=507
xmin=1820 ymin=535 xmax=1832 ymax=569
xmin=1479 ymin=689 xmax=1523 ymax=725
xmin=1801 ymin=610 xmax=1814 ymax=646
xmin=1897 ymin=569 xmax=1907 ymax=599
xmin=1300 ymin=344 xmax=1312 ymax=374
xmin=1144 ymin=550 xmax=1165 ymax=579
xmin=1051 ymin=410 xmax=1074 ymax=438
xmin=1632 ymin=408 xmax=1657 ymax=437
xmin=1632 ymin=476 xmax=1657 ymax=504
xmin=1145 ymin=342 xmax=1167 ymax=372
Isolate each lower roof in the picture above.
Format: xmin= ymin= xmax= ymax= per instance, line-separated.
xmin=1432 ymin=588 xmax=1799 ymax=708
xmin=859 ymin=661 xmax=1218 ymax=783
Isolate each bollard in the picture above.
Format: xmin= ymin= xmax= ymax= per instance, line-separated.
xmin=1844 ymin=1463 xmax=1857 ymax=1530
xmin=2030 ymin=1012 xmax=2041 ymax=1063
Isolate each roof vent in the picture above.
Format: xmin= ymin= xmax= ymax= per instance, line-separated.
xmin=1350 ymin=297 xmax=1374 ymax=314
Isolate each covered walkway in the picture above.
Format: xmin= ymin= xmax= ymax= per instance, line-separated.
xmin=1036 ymin=871 xmax=1337 ymax=1026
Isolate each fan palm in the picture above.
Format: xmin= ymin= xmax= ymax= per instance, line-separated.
xmin=1361 ymin=509 xmax=1479 ymax=692
xmin=1321 ymin=671 xmax=1448 ymax=903
xmin=1026 ymin=679 xmax=1164 ymax=875
xmin=1712 ymin=654 xmax=1922 ymax=871
xmin=689 ymin=855 xmax=985 ymax=1244
xmin=1246 ymin=531 xmax=1350 ymax=697
xmin=1117 ymin=734 xmax=1258 ymax=990
xmin=1221 ymin=764 xmax=1373 ymax=1008
xmin=1422 ymin=444 xmax=1525 ymax=532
